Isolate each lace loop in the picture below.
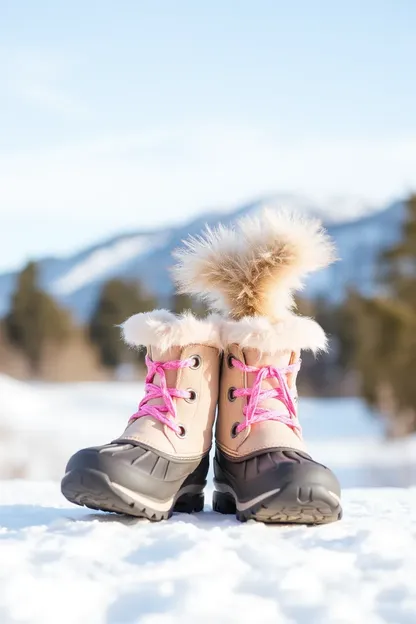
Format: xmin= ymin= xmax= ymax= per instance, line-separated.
xmin=129 ymin=354 xmax=195 ymax=433
xmin=230 ymin=357 xmax=302 ymax=435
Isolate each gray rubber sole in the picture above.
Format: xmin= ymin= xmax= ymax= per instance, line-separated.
xmin=213 ymin=446 xmax=342 ymax=524
xmin=61 ymin=468 xmax=204 ymax=521
xmin=212 ymin=483 xmax=342 ymax=524
xmin=61 ymin=442 xmax=209 ymax=521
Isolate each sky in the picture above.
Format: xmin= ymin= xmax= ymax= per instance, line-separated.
xmin=1 ymin=0 xmax=416 ymax=271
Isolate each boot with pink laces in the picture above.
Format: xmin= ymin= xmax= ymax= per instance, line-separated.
xmin=61 ymin=310 xmax=221 ymax=520
xmin=173 ymin=209 xmax=343 ymax=524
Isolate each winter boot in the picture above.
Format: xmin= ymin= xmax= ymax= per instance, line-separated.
xmin=61 ymin=310 xmax=221 ymax=520
xmin=173 ymin=209 xmax=343 ymax=524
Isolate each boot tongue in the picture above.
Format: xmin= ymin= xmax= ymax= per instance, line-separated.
xmin=242 ymin=347 xmax=297 ymax=416
xmin=147 ymin=345 xmax=183 ymax=407
xmin=243 ymin=348 xmax=291 ymax=369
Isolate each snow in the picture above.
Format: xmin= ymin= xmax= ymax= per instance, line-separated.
xmin=1 ymin=483 xmax=416 ymax=624
xmin=52 ymin=233 xmax=169 ymax=296
xmin=1 ymin=374 xmax=416 ymax=623
xmin=247 ymin=193 xmax=377 ymax=225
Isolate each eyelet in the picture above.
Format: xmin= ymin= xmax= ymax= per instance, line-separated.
xmin=185 ymin=388 xmax=197 ymax=403
xmin=231 ymin=422 xmax=240 ymax=438
xmin=190 ymin=355 xmax=202 ymax=370
xmin=227 ymin=354 xmax=235 ymax=368
xmin=176 ymin=425 xmax=187 ymax=438
xmin=228 ymin=387 xmax=236 ymax=402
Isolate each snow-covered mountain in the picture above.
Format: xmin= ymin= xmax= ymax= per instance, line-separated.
xmin=0 ymin=195 xmax=406 ymax=320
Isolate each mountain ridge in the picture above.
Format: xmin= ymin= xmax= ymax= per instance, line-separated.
xmin=0 ymin=195 xmax=405 ymax=320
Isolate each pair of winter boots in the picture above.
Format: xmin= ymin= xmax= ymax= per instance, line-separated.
xmin=61 ymin=210 xmax=342 ymax=524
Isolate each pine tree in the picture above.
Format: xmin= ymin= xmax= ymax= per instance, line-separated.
xmin=89 ymin=279 xmax=156 ymax=368
xmin=350 ymin=196 xmax=416 ymax=435
xmin=171 ymin=293 xmax=209 ymax=317
xmin=295 ymin=296 xmax=352 ymax=397
xmin=383 ymin=195 xmax=416 ymax=305
xmin=4 ymin=262 xmax=71 ymax=372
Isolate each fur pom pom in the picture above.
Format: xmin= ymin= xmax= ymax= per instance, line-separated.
xmin=172 ymin=208 xmax=336 ymax=321
xmin=121 ymin=309 xmax=222 ymax=352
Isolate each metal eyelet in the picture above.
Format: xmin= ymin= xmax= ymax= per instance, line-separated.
xmin=227 ymin=354 xmax=235 ymax=368
xmin=176 ymin=424 xmax=187 ymax=438
xmin=190 ymin=355 xmax=202 ymax=370
xmin=185 ymin=388 xmax=197 ymax=403
xmin=231 ymin=422 xmax=240 ymax=438
xmin=228 ymin=387 xmax=236 ymax=402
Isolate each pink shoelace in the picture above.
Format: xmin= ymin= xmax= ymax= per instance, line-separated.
xmin=129 ymin=354 xmax=195 ymax=434
xmin=231 ymin=357 xmax=302 ymax=436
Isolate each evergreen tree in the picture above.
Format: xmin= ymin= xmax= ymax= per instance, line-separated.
xmin=4 ymin=262 xmax=70 ymax=372
xmin=383 ymin=195 xmax=416 ymax=304
xmin=89 ymin=279 xmax=156 ymax=368
xmin=349 ymin=196 xmax=416 ymax=435
xmin=295 ymin=296 xmax=350 ymax=396
xmin=171 ymin=293 xmax=209 ymax=317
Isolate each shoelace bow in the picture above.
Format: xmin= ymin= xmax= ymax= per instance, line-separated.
xmin=129 ymin=354 xmax=195 ymax=434
xmin=231 ymin=357 xmax=302 ymax=435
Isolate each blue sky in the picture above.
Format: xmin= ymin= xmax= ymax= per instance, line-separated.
xmin=1 ymin=0 xmax=415 ymax=271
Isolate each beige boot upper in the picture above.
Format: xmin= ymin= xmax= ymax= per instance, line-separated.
xmin=216 ymin=315 xmax=328 ymax=459
xmin=217 ymin=343 xmax=306 ymax=458
xmin=117 ymin=310 xmax=221 ymax=460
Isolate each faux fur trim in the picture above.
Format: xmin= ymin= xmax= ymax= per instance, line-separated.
xmin=172 ymin=208 xmax=336 ymax=321
xmin=221 ymin=314 xmax=328 ymax=354
xmin=121 ymin=309 xmax=222 ymax=352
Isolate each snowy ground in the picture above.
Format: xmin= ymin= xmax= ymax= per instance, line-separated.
xmin=2 ymin=482 xmax=416 ymax=624
xmin=1 ymin=375 xmax=416 ymax=623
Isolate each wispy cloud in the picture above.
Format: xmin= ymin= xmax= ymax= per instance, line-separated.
xmin=18 ymin=82 xmax=87 ymax=116
xmin=2 ymin=49 xmax=87 ymax=116
xmin=0 ymin=122 xmax=415 ymax=270
xmin=1 ymin=123 xmax=415 ymax=221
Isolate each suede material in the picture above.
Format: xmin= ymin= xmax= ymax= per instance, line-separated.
xmin=216 ymin=344 xmax=307 ymax=458
xmin=119 ymin=344 xmax=219 ymax=460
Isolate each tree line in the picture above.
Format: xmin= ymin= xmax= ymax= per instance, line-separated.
xmin=1 ymin=196 xmax=414 ymax=434
xmin=0 ymin=266 xmax=205 ymax=376
xmin=297 ymin=195 xmax=415 ymax=436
